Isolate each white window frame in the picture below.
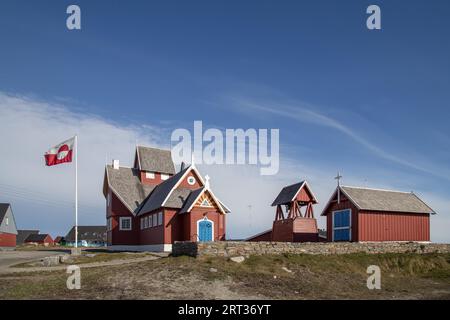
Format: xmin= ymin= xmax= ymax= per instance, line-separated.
xmin=145 ymin=216 xmax=149 ymax=229
xmin=140 ymin=218 xmax=144 ymax=230
xmin=119 ymin=217 xmax=132 ymax=231
xmin=158 ymin=211 xmax=163 ymax=226
xmin=152 ymin=213 xmax=158 ymax=227
xmin=145 ymin=172 xmax=155 ymax=179
xmin=161 ymin=173 xmax=170 ymax=180
xmin=149 ymin=215 xmax=153 ymax=228
xmin=331 ymin=209 xmax=352 ymax=242
xmin=5 ymin=217 xmax=9 ymax=226
xmin=187 ymin=176 xmax=196 ymax=185
xmin=107 ymin=217 xmax=112 ymax=231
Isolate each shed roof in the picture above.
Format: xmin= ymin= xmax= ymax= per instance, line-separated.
xmin=17 ymin=230 xmax=39 ymax=245
xmin=136 ymin=146 xmax=176 ymax=174
xmin=25 ymin=233 xmax=52 ymax=242
xmin=271 ymin=181 xmax=317 ymax=206
xmin=321 ymin=186 xmax=436 ymax=215
xmin=65 ymin=226 xmax=107 ymax=242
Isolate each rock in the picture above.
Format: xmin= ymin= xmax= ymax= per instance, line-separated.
xmin=230 ymin=256 xmax=245 ymax=263
xmin=41 ymin=256 xmax=60 ymax=267
xmin=209 ymin=267 xmax=218 ymax=273
xmin=59 ymin=255 xmax=73 ymax=263
xmin=282 ymin=266 xmax=293 ymax=273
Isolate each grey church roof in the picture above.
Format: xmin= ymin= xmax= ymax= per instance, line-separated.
xmin=136 ymin=146 xmax=176 ymax=174
xmin=138 ymin=166 xmax=191 ymax=215
xmin=105 ymin=165 xmax=156 ymax=213
xmin=340 ymin=186 xmax=435 ymax=214
xmin=180 ymin=187 xmax=205 ymax=214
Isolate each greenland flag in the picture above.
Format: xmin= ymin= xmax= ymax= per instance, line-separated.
xmin=44 ymin=137 xmax=75 ymax=166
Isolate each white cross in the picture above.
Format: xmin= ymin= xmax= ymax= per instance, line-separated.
xmin=334 ymin=172 xmax=342 ymax=186
xmin=204 ymin=174 xmax=210 ymax=189
xmin=335 ymin=172 xmax=342 ymax=203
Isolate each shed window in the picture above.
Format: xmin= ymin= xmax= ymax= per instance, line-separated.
xmin=332 ymin=209 xmax=351 ymax=241
xmin=158 ymin=212 xmax=163 ymax=226
xmin=149 ymin=215 xmax=153 ymax=227
xmin=161 ymin=174 xmax=169 ymax=180
xmin=145 ymin=172 xmax=155 ymax=179
xmin=152 ymin=213 xmax=158 ymax=227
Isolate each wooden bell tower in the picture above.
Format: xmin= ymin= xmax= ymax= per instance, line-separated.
xmin=271 ymin=180 xmax=319 ymax=242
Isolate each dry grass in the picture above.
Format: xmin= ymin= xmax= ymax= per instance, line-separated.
xmin=0 ymin=252 xmax=449 ymax=300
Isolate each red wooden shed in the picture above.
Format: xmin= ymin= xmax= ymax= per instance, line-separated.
xmin=0 ymin=203 xmax=18 ymax=249
xmin=321 ymin=186 xmax=436 ymax=242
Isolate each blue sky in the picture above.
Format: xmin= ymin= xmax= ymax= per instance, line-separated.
xmin=0 ymin=0 xmax=449 ymax=241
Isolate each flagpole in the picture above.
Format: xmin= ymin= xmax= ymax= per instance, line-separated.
xmin=75 ymin=135 xmax=78 ymax=249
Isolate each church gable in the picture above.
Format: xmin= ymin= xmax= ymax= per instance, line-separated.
xmin=178 ymin=169 xmax=203 ymax=189
xmin=195 ymin=191 xmax=218 ymax=209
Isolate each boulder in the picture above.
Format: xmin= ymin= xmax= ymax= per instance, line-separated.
xmin=230 ymin=256 xmax=245 ymax=263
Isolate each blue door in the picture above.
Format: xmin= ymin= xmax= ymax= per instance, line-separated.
xmin=198 ymin=219 xmax=213 ymax=242
xmin=333 ymin=210 xmax=351 ymax=241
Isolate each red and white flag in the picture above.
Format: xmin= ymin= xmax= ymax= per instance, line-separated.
xmin=44 ymin=137 xmax=75 ymax=166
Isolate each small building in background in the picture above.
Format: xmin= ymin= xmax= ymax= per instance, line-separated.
xmin=53 ymin=236 xmax=65 ymax=245
xmin=24 ymin=233 xmax=54 ymax=246
xmin=0 ymin=203 xmax=18 ymax=250
xmin=17 ymin=230 xmax=39 ymax=246
xmin=321 ymin=186 xmax=435 ymax=242
xmin=64 ymin=226 xmax=107 ymax=247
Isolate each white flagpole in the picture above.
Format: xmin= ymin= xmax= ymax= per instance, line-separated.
xmin=75 ymin=135 xmax=78 ymax=249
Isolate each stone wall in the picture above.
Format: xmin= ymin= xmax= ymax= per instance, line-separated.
xmin=172 ymin=241 xmax=450 ymax=258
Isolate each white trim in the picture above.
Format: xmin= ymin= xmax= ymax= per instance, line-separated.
xmin=331 ymin=209 xmax=352 ymax=242
xmin=108 ymin=244 xmax=172 ymax=252
xmin=185 ymin=188 xmax=226 ymax=214
xmin=136 ymin=146 xmax=142 ymax=170
xmin=160 ymin=166 xmax=206 ymax=208
xmin=291 ymin=181 xmax=318 ymax=203
xmin=197 ymin=217 xmax=214 ymax=242
xmin=119 ymin=216 xmax=132 ymax=231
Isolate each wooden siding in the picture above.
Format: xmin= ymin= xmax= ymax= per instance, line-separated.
xmin=0 ymin=232 xmax=16 ymax=247
xmin=358 ymin=210 xmax=430 ymax=241
xmin=107 ymin=191 xmax=139 ymax=245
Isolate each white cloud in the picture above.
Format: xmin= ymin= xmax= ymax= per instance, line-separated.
xmin=0 ymin=92 xmax=448 ymax=242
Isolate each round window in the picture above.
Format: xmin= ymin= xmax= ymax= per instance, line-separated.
xmin=187 ymin=176 xmax=196 ymax=185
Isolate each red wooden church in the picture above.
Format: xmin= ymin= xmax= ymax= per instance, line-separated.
xmin=103 ymin=146 xmax=230 ymax=252
xmin=247 ymin=181 xmax=320 ymax=242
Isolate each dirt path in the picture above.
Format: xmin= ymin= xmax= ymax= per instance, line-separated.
xmin=0 ymin=255 xmax=162 ymax=274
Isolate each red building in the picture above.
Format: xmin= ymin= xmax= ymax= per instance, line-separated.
xmin=247 ymin=181 xmax=320 ymax=242
xmin=24 ymin=233 xmax=54 ymax=245
xmin=321 ymin=186 xmax=435 ymax=242
xmin=103 ymin=146 xmax=230 ymax=252
xmin=0 ymin=203 xmax=18 ymax=249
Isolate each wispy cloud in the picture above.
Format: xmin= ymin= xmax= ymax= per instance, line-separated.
xmin=231 ymin=97 xmax=449 ymax=180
